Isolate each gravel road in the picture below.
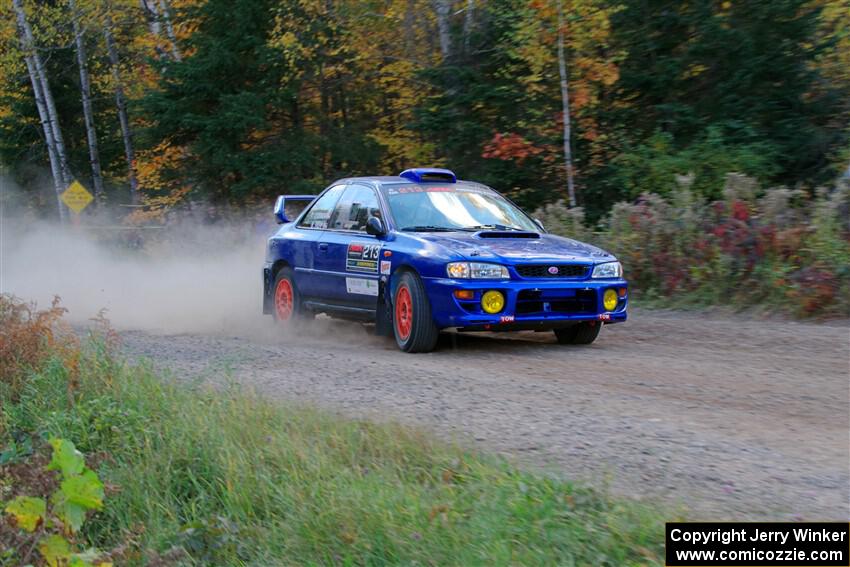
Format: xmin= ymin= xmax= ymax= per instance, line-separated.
xmin=120 ymin=308 xmax=850 ymax=520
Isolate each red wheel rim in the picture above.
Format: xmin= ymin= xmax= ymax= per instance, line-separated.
xmin=395 ymin=284 xmax=413 ymax=340
xmin=274 ymin=278 xmax=294 ymax=321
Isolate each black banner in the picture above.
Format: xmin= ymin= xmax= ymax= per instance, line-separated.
xmin=666 ymin=522 xmax=849 ymax=566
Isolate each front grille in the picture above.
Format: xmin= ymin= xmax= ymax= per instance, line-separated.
xmin=516 ymin=289 xmax=597 ymax=315
xmin=515 ymin=264 xmax=589 ymax=278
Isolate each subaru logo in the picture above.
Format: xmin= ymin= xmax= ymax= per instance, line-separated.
xmin=547 ymin=266 xmax=559 ymax=275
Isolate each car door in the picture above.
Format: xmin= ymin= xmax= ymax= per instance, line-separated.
xmin=291 ymin=184 xmax=345 ymax=300
xmin=313 ymin=184 xmax=385 ymax=308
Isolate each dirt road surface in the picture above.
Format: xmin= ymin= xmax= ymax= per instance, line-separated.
xmin=120 ymin=308 xmax=849 ymax=520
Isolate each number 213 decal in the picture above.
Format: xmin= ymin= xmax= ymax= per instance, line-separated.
xmin=347 ymin=243 xmax=381 ymax=273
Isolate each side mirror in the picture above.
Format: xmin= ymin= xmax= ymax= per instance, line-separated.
xmin=533 ymin=218 xmax=545 ymax=232
xmin=365 ymin=216 xmax=386 ymax=237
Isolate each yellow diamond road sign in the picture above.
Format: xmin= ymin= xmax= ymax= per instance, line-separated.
xmin=61 ymin=180 xmax=94 ymax=214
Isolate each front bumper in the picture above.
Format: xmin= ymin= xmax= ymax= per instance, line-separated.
xmin=422 ymin=277 xmax=628 ymax=331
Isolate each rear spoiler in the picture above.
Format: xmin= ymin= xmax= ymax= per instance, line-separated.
xmin=273 ymin=195 xmax=316 ymax=224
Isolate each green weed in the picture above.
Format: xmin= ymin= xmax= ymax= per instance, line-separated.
xmin=1 ymin=294 xmax=665 ymax=565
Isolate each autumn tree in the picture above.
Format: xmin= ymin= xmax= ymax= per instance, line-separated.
xmin=2 ymin=0 xmax=147 ymax=217
xmin=608 ymin=0 xmax=847 ymax=187
xmin=414 ymin=0 xmax=621 ymax=212
xmin=1 ymin=0 xmax=847 ymax=221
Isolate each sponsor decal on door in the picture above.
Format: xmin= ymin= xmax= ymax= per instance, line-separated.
xmin=345 ymin=277 xmax=379 ymax=296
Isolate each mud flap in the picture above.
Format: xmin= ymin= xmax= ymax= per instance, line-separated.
xmin=262 ymin=267 xmax=272 ymax=314
xmin=374 ymin=278 xmax=393 ymax=336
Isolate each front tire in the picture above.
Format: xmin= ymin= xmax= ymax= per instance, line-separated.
xmin=392 ymin=271 xmax=439 ymax=353
xmin=554 ymin=321 xmax=602 ymax=345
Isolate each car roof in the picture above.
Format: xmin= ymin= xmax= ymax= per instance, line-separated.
xmin=337 ymin=176 xmax=409 ymax=186
xmin=335 ymin=176 xmax=494 ymax=192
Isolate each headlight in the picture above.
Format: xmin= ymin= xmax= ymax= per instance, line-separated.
xmin=591 ymin=261 xmax=623 ymax=279
xmin=446 ymin=262 xmax=509 ymax=279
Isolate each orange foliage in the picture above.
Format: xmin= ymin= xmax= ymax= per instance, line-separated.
xmin=0 ymin=295 xmax=78 ymax=400
xmin=482 ymin=132 xmax=544 ymax=162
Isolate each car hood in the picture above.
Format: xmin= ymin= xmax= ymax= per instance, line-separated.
xmin=413 ymin=231 xmax=615 ymax=264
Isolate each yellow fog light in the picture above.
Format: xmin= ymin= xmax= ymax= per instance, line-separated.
xmin=603 ymin=289 xmax=618 ymax=311
xmin=481 ymin=290 xmax=505 ymax=314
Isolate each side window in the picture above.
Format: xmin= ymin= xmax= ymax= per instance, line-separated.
xmin=328 ymin=185 xmax=382 ymax=232
xmin=297 ymin=185 xmax=345 ymax=229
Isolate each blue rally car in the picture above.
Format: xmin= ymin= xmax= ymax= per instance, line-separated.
xmin=263 ymin=168 xmax=627 ymax=352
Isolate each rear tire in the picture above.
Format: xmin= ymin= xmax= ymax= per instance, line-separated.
xmin=392 ymin=271 xmax=439 ymax=353
xmin=554 ymin=321 xmax=601 ymax=345
xmin=272 ymin=267 xmax=310 ymax=324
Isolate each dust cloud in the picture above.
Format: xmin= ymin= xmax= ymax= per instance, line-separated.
xmin=0 ymin=180 xmax=275 ymax=336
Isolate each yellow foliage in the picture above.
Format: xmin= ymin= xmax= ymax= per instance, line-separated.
xmin=129 ymin=141 xmax=193 ymax=222
xmin=813 ymin=0 xmax=850 ymax=91
xmin=265 ymin=0 xmax=439 ymax=172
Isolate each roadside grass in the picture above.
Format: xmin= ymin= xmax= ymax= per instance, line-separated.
xmin=1 ymin=299 xmax=665 ymax=565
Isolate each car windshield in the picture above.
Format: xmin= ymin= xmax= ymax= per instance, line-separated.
xmin=386 ymin=183 xmax=538 ymax=232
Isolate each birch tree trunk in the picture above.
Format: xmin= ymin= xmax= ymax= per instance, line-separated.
xmin=141 ymin=0 xmax=181 ymax=61
xmin=433 ymin=0 xmax=452 ymax=60
xmin=158 ymin=0 xmax=182 ymax=61
xmin=69 ymin=0 xmax=105 ymax=206
xmin=104 ymin=17 xmax=139 ymax=204
xmin=14 ymin=0 xmax=72 ymax=188
xmin=556 ymin=0 xmax=577 ymax=208
xmin=17 ymin=33 xmax=67 ymax=221
xmin=13 ymin=0 xmax=68 ymax=222
xmin=140 ymin=0 xmax=167 ymax=59
xmin=463 ymin=0 xmax=474 ymax=54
